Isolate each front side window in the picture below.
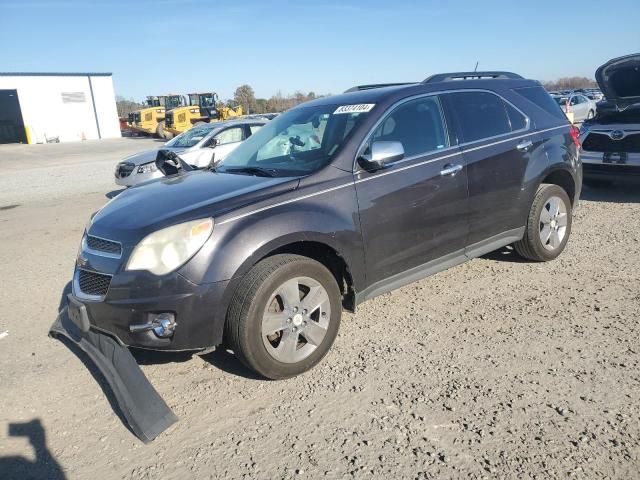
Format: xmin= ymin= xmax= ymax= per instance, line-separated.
xmin=215 ymin=127 xmax=244 ymax=145
xmin=367 ymin=96 xmax=449 ymax=158
xmin=447 ymin=92 xmax=517 ymax=142
xmin=219 ymin=104 xmax=371 ymax=176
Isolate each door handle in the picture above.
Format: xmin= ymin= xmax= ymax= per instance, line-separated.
xmin=440 ymin=163 xmax=463 ymax=176
xmin=517 ymin=140 xmax=533 ymax=152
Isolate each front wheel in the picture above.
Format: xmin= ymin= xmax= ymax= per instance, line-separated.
xmin=586 ymin=110 xmax=595 ymax=120
xmin=514 ymin=184 xmax=572 ymax=261
xmin=225 ymin=254 xmax=342 ymax=379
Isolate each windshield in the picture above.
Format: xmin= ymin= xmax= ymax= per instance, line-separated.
xmin=553 ymin=97 xmax=569 ymax=106
xmin=166 ymin=125 xmax=212 ymax=148
xmin=165 ymin=96 xmax=183 ymax=110
xmin=218 ymin=104 xmax=371 ymax=176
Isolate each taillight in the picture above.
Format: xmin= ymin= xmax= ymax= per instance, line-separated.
xmin=570 ymin=125 xmax=581 ymax=149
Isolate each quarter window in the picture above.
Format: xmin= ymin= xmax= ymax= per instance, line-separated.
xmin=446 ymin=92 xmax=517 ymax=143
xmin=215 ymin=127 xmax=244 ymax=145
xmin=505 ymin=102 xmax=527 ymax=131
xmin=369 ymin=96 xmax=449 ymax=158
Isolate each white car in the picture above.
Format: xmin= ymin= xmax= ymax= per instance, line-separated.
xmin=552 ymin=93 xmax=597 ymax=123
xmin=114 ymin=119 xmax=266 ymax=187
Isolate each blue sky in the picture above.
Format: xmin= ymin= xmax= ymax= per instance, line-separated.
xmin=1 ymin=0 xmax=638 ymax=101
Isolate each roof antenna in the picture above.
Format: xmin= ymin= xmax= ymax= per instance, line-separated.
xmin=474 ymin=61 xmax=479 ymax=72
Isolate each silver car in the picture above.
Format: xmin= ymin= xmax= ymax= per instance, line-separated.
xmin=552 ymin=93 xmax=597 ymax=123
xmin=114 ymin=119 xmax=267 ymax=187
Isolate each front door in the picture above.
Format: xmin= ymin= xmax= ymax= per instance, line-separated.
xmin=354 ymin=94 xmax=469 ymax=289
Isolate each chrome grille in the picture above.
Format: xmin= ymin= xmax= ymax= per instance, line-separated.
xmin=583 ymin=132 xmax=640 ymax=153
xmin=77 ymin=269 xmax=112 ymax=297
xmin=86 ymin=235 xmax=122 ymax=256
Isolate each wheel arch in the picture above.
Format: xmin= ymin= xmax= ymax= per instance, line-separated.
xmin=540 ymin=167 xmax=577 ymax=205
xmin=236 ymin=236 xmax=358 ymax=312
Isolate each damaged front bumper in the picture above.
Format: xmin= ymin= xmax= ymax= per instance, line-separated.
xmin=49 ymin=298 xmax=178 ymax=443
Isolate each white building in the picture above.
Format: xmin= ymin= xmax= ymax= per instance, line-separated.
xmin=0 ymin=72 xmax=121 ymax=144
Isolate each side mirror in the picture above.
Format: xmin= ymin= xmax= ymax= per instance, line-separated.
xmin=207 ymin=138 xmax=219 ymax=148
xmin=358 ymin=141 xmax=404 ymax=171
xmin=155 ymin=149 xmax=195 ymax=176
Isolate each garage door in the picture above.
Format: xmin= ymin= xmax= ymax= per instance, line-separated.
xmin=0 ymin=90 xmax=27 ymax=144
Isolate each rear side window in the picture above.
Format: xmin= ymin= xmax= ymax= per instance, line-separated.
xmin=514 ymin=86 xmax=567 ymax=121
xmin=446 ymin=92 xmax=514 ymax=143
xmin=370 ymin=96 xmax=449 ymax=158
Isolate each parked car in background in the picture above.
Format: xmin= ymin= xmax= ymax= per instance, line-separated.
xmin=552 ymin=93 xmax=597 ymax=122
xmin=580 ymin=53 xmax=640 ymax=186
xmin=114 ymin=119 xmax=267 ymax=187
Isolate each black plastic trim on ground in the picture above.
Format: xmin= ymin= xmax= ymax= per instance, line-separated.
xmin=49 ymin=308 xmax=178 ymax=443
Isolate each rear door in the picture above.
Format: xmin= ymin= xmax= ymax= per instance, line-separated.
xmin=442 ymin=91 xmax=534 ymax=250
xmin=354 ymin=94 xmax=468 ymax=287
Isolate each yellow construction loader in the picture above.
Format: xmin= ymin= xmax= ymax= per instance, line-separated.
xmin=164 ymin=92 xmax=243 ymax=136
xmin=131 ymin=95 xmax=187 ymax=139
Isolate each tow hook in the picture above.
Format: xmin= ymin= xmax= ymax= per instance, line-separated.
xmin=130 ymin=313 xmax=177 ymax=338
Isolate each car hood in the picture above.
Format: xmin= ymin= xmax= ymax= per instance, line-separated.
xmin=595 ymin=53 xmax=640 ymax=110
xmin=121 ymin=147 xmax=188 ymax=166
xmin=90 ymin=171 xmax=299 ymax=245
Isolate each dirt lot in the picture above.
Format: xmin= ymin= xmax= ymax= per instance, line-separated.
xmin=1 ymin=140 xmax=639 ymax=479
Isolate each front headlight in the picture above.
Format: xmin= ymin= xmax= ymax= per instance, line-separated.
xmin=137 ymin=161 xmax=158 ymax=174
xmin=126 ymin=218 xmax=213 ymax=275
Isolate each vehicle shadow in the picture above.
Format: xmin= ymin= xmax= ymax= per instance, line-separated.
xmin=581 ymin=184 xmax=640 ymax=203
xmin=122 ymin=135 xmax=166 ymax=143
xmin=0 ymin=419 xmax=67 ymax=480
xmin=105 ymin=188 xmax=126 ymax=199
xmin=200 ymin=349 xmax=264 ymax=381
xmin=480 ymin=245 xmax=529 ymax=264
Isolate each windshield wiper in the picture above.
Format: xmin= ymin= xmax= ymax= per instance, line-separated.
xmin=222 ymin=166 xmax=277 ymax=177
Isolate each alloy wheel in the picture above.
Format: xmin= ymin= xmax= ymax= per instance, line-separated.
xmin=539 ymin=195 xmax=568 ymax=251
xmin=261 ymin=276 xmax=331 ymax=363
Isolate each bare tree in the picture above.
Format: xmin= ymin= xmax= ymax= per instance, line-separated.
xmin=234 ymin=85 xmax=258 ymax=114
xmin=115 ymin=96 xmax=144 ymax=117
xmin=543 ymin=77 xmax=598 ymax=91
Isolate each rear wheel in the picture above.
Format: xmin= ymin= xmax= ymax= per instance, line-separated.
xmin=225 ymin=254 xmax=342 ymax=379
xmin=514 ymin=184 xmax=572 ymax=261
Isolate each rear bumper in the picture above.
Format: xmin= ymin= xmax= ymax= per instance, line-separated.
xmin=582 ymin=150 xmax=640 ymax=179
xmin=49 ymin=309 xmax=177 ymax=442
xmin=74 ymin=269 xmax=231 ymax=350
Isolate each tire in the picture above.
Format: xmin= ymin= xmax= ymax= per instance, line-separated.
xmin=155 ymin=121 xmax=165 ymax=139
xmin=156 ymin=121 xmax=173 ymax=140
xmin=586 ymin=110 xmax=595 ymax=120
xmin=514 ymin=184 xmax=572 ymax=262
xmin=225 ymin=254 xmax=342 ymax=379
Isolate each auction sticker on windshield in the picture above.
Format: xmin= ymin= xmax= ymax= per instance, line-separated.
xmin=334 ymin=104 xmax=375 ymax=114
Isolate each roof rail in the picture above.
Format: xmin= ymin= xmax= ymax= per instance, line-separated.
xmin=423 ymin=71 xmax=523 ymax=83
xmin=344 ymin=82 xmax=415 ymax=93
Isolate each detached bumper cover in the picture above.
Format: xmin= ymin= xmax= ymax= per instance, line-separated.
xmin=49 ymin=307 xmax=178 ymax=443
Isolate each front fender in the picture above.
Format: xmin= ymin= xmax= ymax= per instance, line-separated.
xmin=179 ymin=180 xmax=365 ymax=291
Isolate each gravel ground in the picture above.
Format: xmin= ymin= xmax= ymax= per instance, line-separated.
xmin=0 ymin=142 xmax=639 ymax=479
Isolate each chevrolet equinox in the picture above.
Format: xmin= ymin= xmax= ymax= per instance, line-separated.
xmin=65 ymin=71 xmax=582 ymax=380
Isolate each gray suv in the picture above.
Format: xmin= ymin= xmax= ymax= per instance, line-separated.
xmin=52 ymin=71 xmax=581 ymax=440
